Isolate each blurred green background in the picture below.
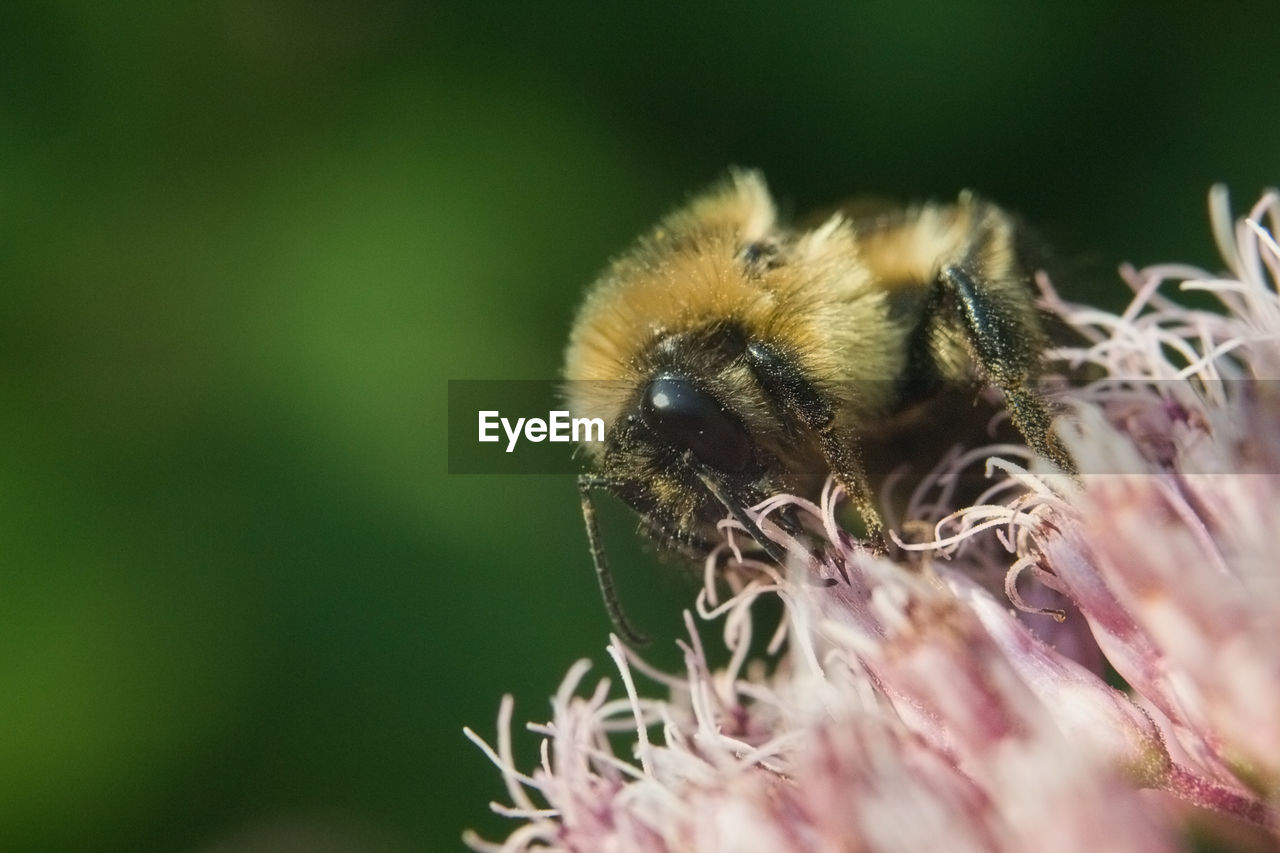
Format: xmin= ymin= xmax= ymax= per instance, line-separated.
xmin=1 ymin=3 xmax=1276 ymax=850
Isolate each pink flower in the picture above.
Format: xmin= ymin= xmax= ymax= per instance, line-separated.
xmin=466 ymin=188 xmax=1280 ymax=850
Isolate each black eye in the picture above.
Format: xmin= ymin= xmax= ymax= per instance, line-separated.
xmin=641 ymin=375 xmax=752 ymax=473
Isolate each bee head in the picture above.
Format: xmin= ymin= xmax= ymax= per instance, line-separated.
xmin=589 ymin=322 xmax=818 ymax=561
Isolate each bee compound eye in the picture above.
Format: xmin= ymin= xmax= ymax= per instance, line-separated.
xmin=641 ymin=375 xmax=752 ymax=474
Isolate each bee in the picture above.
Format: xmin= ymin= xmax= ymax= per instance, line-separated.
xmin=564 ymin=170 xmax=1073 ymax=643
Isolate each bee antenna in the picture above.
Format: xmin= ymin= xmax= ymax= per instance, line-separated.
xmin=578 ymin=476 xmax=650 ymax=646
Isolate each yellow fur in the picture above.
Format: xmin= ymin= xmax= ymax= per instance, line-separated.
xmin=565 ymin=172 xmax=917 ymax=448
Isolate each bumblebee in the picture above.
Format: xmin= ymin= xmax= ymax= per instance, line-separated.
xmin=563 ymin=170 xmax=1073 ymax=642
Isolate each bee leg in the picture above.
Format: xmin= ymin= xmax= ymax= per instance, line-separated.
xmin=815 ymin=429 xmax=884 ymax=545
xmin=744 ymin=342 xmax=887 ymax=546
xmin=998 ymin=384 xmax=1076 ymax=475
xmin=772 ymin=503 xmax=805 ymax=538
xmin=693 ymin=467 xmax=792 ymax=566
xmin=578 ymin=475 xmax=650 ymax=645
xmin=937 ymin=264 xmax=1076 ymax=475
